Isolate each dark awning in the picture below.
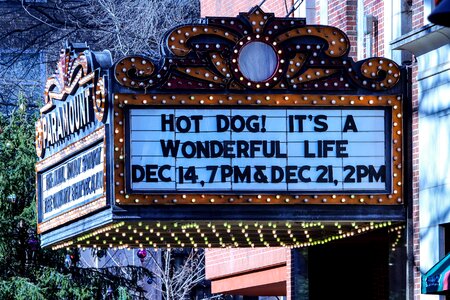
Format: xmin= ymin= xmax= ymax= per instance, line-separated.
xmin=422 ymin=253 xmax=450 ymax=294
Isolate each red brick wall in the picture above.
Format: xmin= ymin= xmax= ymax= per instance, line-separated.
xmin=410 ymin=1 xmax=423 ymax=299
xmin=412 ymin=61 xmax=420 ymax=300
xmin=286 ymin=249 xmax=293 ymax=299
xmin=411 ymin=0 xmax=423 ymax=298
xmin=361 ymin=0 xmax=385 ymax=57
xmin=327 ymin=0 xmax=358 ymax=58
xmin=325 ymin=0 xmax=385 ymax=60
xmin=201 ymin=0 xmax=292 ymax=17
xmin=315 ymin=0 xmax=321 ymax=24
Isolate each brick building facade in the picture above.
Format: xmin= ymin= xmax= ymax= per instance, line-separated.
xmin=4 ymin=0 xmax=446 ymax=299
xmin=201 ymin=0 xmax=440 ymax=299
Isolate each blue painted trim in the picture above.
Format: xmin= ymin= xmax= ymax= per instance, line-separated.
xmin=422 ymin=253 xmax=450 ymax=294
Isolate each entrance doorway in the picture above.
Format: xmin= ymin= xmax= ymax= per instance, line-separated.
xmin=309 ymin=229 xmax=390 ymax=300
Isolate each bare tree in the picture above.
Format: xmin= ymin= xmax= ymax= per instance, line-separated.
xmin=0 ymin=0 xmax=200 ymax=113
xmin=147 ymin=248 xmax=207 ymax=300
xmin=1 ymin=0 xmax=200 ymax=59
xmin=80 ymin=247 xmax=211 ymax=299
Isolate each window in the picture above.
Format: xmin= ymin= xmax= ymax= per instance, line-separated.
xmin=444 ymin=224 xmax=450 ymax=255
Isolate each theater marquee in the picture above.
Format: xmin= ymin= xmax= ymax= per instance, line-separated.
xmin=113 ymin=93 xmax=402 ymax=206
xmin=37 ymin=8 xmax=407 ymax=249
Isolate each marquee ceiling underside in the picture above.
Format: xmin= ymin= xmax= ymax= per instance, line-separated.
xmin=51 ymin=220 xmax=404 ymax=250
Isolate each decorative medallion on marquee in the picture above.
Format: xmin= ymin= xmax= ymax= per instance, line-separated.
xmin=111 ymin=7 xmax=404 ymax=206
xmin=36 ymin=43 xmax=112 ymax=233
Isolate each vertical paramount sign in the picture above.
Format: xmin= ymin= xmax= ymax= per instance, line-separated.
xmin=35 ymin=45 xmax=110 ymax=233
xmin=111 ymin=7 xmax=404 ymax=206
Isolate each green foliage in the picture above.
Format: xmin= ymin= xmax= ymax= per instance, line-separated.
xmin=0 ymin=97 xmax=55 ymax=299
xmin=0 ymin=99 xmax=36 ymax=213
xmin=0 ymin=277 xmax=45 ymax=300
xmin=0 ymin=96 xmax=38 ymax=280
xmin=36 ymin=268 xmax=95 ymax=300
xmin=117 ymin=286 xmax=132 ymax=300
xmin=0 ymin=97 xmax=141 ymax=299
